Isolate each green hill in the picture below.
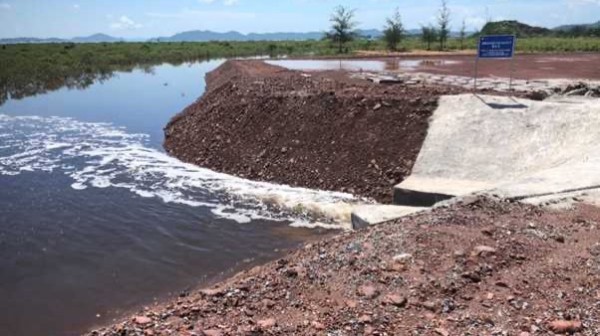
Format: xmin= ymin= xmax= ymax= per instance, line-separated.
xmin=480 ymin=20 xmax=551 ymax=37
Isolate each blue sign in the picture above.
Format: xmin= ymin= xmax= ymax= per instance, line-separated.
xmin=478 ymin=35 xmax=515 ymax=59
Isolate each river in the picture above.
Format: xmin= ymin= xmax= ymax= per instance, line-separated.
xmin=0 ymin=60 xmax=356 ymax=336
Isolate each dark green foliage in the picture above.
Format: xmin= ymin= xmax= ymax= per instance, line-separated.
xmin=383 ymin=9 xmax=405 ymax=51
xmin=421 ymin=26 xmax=439 ymax=50
xmin=326 ymin=6 xmax=358 ymax=53
xmin=437 ymin=0 xmax=451 ymax=50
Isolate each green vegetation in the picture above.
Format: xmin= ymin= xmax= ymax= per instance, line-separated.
xmin=382 ymin=8 xmax=405 ymax=51
xmin=481 ymin=20 xmax=600 ymax=38
xmin=437 ymin=0 xmax=451 ymax=50
xmin=1 ymin=34 xmax=599 ymax=105
xmin=0 ymin=40 xmax=327 ymax=105
xmin=326 ymin=6 xmax=358 ymax=53
xmin=420 ymin=26 xmax=439 ymax=50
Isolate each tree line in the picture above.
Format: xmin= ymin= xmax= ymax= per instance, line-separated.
xmin=327 ymin=0 xmax=455 ymax=53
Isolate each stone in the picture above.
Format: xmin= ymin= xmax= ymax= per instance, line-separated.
xmin=311 ymin=321 xmax=325 ymax=330
xmin=548 ymin=320 xmax=583 ymax=334
xmin=473 ymin=245 xmax=497 ymax=256
xmin=257 ymin=318 xmax=277 ymax=329
xmin=384 ymin=294 xmax=407 ymax=307
xmin=133 ymin=316 xmax=152 ymax=325
xmin=201 ymin=330 xmax=223 ymax=336
xmin=358 ymin=285 xmax=380 ymax=299
xmin=392 ymin=253 xmax=413 ymax=264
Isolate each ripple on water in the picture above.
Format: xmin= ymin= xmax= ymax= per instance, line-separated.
xmin=0 ymin=114 xmax=365 ymax=228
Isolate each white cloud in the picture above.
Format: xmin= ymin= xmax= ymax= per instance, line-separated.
xmin=110 ymin=16 xmax=143 ymax=30
xmin=199 ymin=0 xmax=239 ymax=5
xmin=145 ymin=9 xmax=254 ymax=20
xmin=73 ymin=4 xmax=80 ymax=10
xmin=0 ymin=3 xmax=11 ymax=10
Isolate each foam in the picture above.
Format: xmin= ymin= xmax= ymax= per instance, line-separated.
xmin=0 ymin=114 xmax=366 ymax=228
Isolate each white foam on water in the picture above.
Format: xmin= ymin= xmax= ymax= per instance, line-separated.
xmin=0 ymin=114 xmax=365 ymax=228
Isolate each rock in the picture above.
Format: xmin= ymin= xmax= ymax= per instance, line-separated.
xmin=257 ymin=318 xmax=277 ymax=329
xmin=519 ymin=332 xmax=531 ymax=336
xmin=434 ymin=327 xmax=449 ymax=336
xmin=392 ymin=253 xmax=413 ymax=264
xmin=201 ymin=330 xmax=223 ymax=336
xmin=548 ymin=320 xmax=583 ymax=334
xmin=421 ymin=301 xmax=437 ymax=312
xmin=200 ymin=288 xmax=224 ymax=297
xmin=133 ymin=316 xmax=152 ymax=325
xmin=373 ymin=103 xmax=382 ymax=111
xmin=359 ymin=315 xmax=372 ymax=323
xmin=358 ymin=285 xmax=380 ymax=299
xmin=384 ymin=294 xmax=407 ymax=307
xmin=346 ymin=299 xmax=358 ymax=308
xmin=311 ymin=321 xmax=325 ymax=330
xmin=473 ymin=245 xmax=497 ymax=256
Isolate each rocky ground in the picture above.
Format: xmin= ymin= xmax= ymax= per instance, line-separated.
xmin=87 ymin=197 xmax=600 ymax=335
xmin=164 ymin=60 xmax=474 ymax=202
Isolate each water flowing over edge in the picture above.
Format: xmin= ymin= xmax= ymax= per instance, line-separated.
xmin=0 ymin=114 xmax=365 ymax=229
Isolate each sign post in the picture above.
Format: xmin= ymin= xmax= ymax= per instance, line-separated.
xmin=474 ymin=35 xmax=516 ymax=92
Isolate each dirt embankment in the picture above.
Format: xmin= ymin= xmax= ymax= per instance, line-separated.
xmin=164 ymin=60 xmax=467 ymax=202
xmin=87 ymin=197 xmax=600 ymax=335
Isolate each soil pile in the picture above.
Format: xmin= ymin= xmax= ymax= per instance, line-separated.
xmin=87 ymin=197 xmax=600 ymax=335
xmin=164 ymin=60 xmax=465 ymax=202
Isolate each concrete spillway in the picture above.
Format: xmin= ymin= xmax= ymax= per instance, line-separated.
xmin=395 ymin=94 xmax=600 ymax=204
xmin=352 ymin=94 xmax=600 ymax=229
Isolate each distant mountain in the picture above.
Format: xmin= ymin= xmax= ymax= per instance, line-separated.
xmin=0 ymin=33 xmax=121 ymax=44
xmin=480 ymin=20 xmax=551 ymax=37
xmin=71 ymin=33 xmax=122 ymax=43
xmin=152 ymin=30 xmax=326 ymax=42
xmin=0 ymin=37 xmax=67 ymax=44
xmin=153 ymin=28 xmax=428 ymax=42
xmin=553 ymin=21 xmax=600 ymax=31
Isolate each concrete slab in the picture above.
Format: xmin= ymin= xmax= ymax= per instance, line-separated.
xmin=395 ymin=94 xmax=600 ymax=207
xmin=351 ymin=205 xmax=427 ymax=230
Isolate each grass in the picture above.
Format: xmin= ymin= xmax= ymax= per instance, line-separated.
xmin=1 ymin=37 xmax=599 ymax=105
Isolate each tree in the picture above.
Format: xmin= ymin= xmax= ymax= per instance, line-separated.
xmin=383 ymin=8 xmax=405 ymax=51
xmin=437 ymin=0 xmax=451 ymax=50
xmin=459 ymin=19 xmax=466 ymax=50
xmin=326 ymin=6 xmax=358 ymax=54
xmin=421 ymin=25 xmax=438 ymax=50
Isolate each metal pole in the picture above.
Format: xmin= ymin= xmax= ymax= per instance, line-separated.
xmin=509 ymin=35 xmax=516 ymax=92
xmin=473 ymin=54 xmax=479 ymax=92
xmin=473 ymin=37 xmax=480 ymax=92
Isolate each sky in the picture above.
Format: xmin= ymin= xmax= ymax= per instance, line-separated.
xmin=0 ymin=0 xmax=598 ymax=39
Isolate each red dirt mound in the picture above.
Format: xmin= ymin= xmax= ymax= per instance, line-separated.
xmin=87 ymin=197 xmax=600 ymax=335
xmin=164 ymin=60 xmax=465 ymax=202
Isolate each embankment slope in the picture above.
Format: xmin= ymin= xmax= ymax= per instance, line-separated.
xmin=164 ymin=60 xmax=464 ymax=202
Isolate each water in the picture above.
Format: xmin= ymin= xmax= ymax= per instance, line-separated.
xmin=266 ymin=58 xmax=462 ymax=72
xmin=0 ymin=60 xmax=357 ymax=336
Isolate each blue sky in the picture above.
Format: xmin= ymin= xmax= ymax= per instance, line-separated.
xmin=0 ymin=0 xmax=598 ymax=38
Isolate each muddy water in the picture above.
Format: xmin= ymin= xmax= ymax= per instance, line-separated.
xmin=0 ymin=60 xmax=353 ymax=336
xmin=266 ymin=59 xmax=461 ymax=72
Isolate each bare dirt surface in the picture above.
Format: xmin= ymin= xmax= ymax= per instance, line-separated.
xmin=388 ymin=53 xmax=600 ymax=80
xmin=164 ymin=60 xmax=471 ymax=202
xmin=293 ymin=53 xmax=600 ymax=80
xmin=86 ymin=197 xmax=600 ymax=335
